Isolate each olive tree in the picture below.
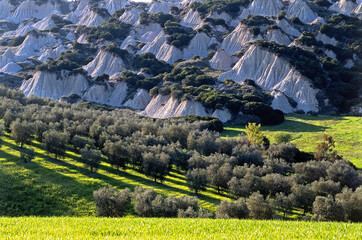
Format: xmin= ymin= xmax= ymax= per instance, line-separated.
xmin=93 ymin=186 xmax=131 ymax=217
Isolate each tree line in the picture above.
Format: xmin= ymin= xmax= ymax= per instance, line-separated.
xmin=0 ymin=85 xmax=361 ymax=222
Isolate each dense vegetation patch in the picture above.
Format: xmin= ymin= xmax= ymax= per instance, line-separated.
xmin=190 ymin=0 xmax=252 ymax=18
xmin=77 ymin=18 xmax=131 ymax=42
xmin=164 ymin=21 xmax=195 ymax=49
xmin=35 ymin=42 xmax=96 ymax=73
xmin=133 ymin=52 xmax=172 ymax=76
xmin=241 ymin=15 xmax=271 ymax=27
xmin=139 ymin=12 xmax=175 ymax=27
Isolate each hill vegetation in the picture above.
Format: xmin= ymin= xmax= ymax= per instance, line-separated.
xmin=0 ymin=86 xmax=360 ymax=222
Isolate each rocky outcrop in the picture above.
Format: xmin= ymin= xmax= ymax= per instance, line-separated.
xmin=276 ymin=19 xmax=301 ymax=37
xmin=329 ymin=0 xmax=357 ymax=15
xmin=64 ymin=12 xmax=79 ymax=24
xmin=221 ymin=23 xmax=262 ymax=55
xmin=38 ymin=45 xmax=67 ymax=62
xmin=0 ymin=0 xmax=14 ymax=19
xmin=119 ymin=7 xmax=143 ymax=25
xmin=141 ymin=94 xmax=232 ymax=122
xmin=316 ymin=33 xmax=338 ymax=46
xmin=83 ymin=50 xmax=127 ymax=77
xmin=240 ymin=0 xmax=284 ymax=17
xmin=0 ymin=49 xmax=16 ymax=69
xmin=11 ymin=0 xmax=61 ymax=23
xmin=286 ymin=0 xmax=318 ymax=23
xmin=0 ymin=62 xmax=22 ymax=74
xmin=266 ymin=29 xmax=292 ymax=45
xmin=156 ymin=42 xmax=183 ymax=64
xmin=102 ymin=0 xmax=129 ymax=15
xmin=32 ymin=16 xmax=55 ymax=30
xmin=183 ymin=32 xmax=210 ymax=59
xmin=219 ymin=44 xmax=319 ymax=113
xmin=180 ymin=10 xmax=202 ymax=29
xmin=123 ymin=89 xmax=152 ymax=110
xmin=77 ymin=9 xmax=109 ymax=27
xmin=15 ymin=32 xmax=59 ymax=59
xmin=135 ymin=23 xmax=162 ymax=42
xmin=141 ymin=95 xmax=207 ymax=119
xmin=271 ymin=90 xmax=294 ymax=113
xmin=108 ymin=81 xmax=128 ymax=106
xmin=148 ymin=1 xmax=172 ymax=14
xmin=212 ymin=109 xmax=232 ymax=123
xmin=83 ymin=83 xmax=111 ymax=104
xmin=209 ymin=49 xmax=234 ymax=71
xmin=21 ymin=70 xmax=90 ymax=99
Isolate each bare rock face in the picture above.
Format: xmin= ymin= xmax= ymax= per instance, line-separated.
xmin=64 ymin=12 xmax=79 ymax=24
xmin=286 ymin=0 xmax=318 ymax=23
xmin=0 ymin=0 xmax=14 ymax=19
xmin=353 ymin=3 xmax=362 ymax=18
xmin=0 ymin=62 xmax=22 ymax=74
xmin=32 ymin=16 xmax=55 ymax=30
xmin=123 ymin=89 xmax=152 ymax=110
xmin=102 ymin=0 xmax=129 ymax=15
xmin=271 ymin=90 xmax=294 ymax=113
xmin=77 ymin=9 xmax=109 ymax=27
xmin=140 ymin=94 xmax=232 ymax=123
xmin=0 ymin=49 xmax=16 ymax=69
xmin=83 ymin=83 xmax=111 ymax=104
xmin=316 ymin=33 xmax=338 ymax=46
xmin=108 ymin=81 xmax=128 ymax=107
xmin=183 ymin=32 xmax=210 ymax=59
xmin=83 ymin=50 xmax=127 ymax=77
xmin=15 ymin=32 xmax=59 ymax=59
xmin=221 ymin=23 xmax=262 ymax=55
xmin=219 ymin=44 xmax=319 ymax=113
xmin=329 ymin=0 xmax=358 ymax=16
xmin=180 ymin=9 xmax=202 ymax=29
xmin=141 ymin=95 xmax=207 ymax=119
xmin=20 ymin=70 xmax=90 ymax=99
xmin=240 ymin=0 xmax=284 ymax=18
xmin=209 ymin=49 xmax=234 ymax=71
xmin=11 ymin=0 xmax=62 ymax=23
xmin=148 ymin=1 xmax=172 ymax=14
xmin=266 ymin=29 xmax=292 ymax=45
xmin=119 ymin=7 xmax=143 ymax=25
xmin=276 ymin=19 xmax=301 ymax=37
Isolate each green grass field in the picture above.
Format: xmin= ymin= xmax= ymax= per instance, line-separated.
xmin=0 ymin=217 xmax=360 ymax=239
xmin=222 ymin=115 xmax=362 ymax=168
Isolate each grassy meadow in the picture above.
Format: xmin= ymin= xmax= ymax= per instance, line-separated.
xmin=222 ymin=115 xmax=362 ymax=168
xmin=0 ymin=217 xmax=360 ymax=239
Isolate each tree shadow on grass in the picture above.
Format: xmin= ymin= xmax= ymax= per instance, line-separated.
xmin=2 ymin=139 xmax=225 ymax=209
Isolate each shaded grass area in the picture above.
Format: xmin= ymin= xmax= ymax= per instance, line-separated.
xmin=222 ymin=115 xmax=362 ymax=168
xmin=0 ymin=133 xmax=227 ymax=216
xmin=0 ymin=217 xmax=360 ymax=239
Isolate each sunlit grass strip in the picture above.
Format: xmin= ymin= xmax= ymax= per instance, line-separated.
xmin=0 ymin=217 xmax=360 ymax=239
xmin=222 ymin=115 xmax=362 ymax=168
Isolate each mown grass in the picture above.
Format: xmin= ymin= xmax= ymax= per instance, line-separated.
xmin=0 ymin=133 xmax=228 ymax=216
xmin=222 ymin=115 xmax=362 ymax=168
xmin=0 ymin=217 xmax=360 ymax=239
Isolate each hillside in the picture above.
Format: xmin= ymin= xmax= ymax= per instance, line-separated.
xmin=0 ymin=0 xmax=360 ymax=124
xmin=0 ymin=133 xmax=226 ymax=216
